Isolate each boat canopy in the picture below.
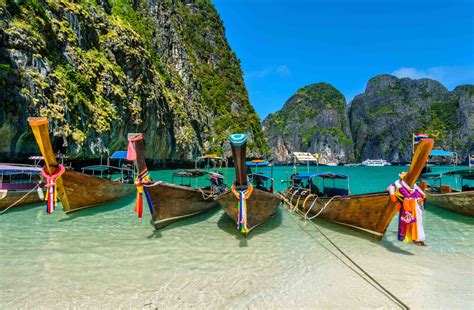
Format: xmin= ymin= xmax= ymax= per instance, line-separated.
xmin=246 ymin=160 xmax=270 ymax=167
xmin=420 ymin=172 xmax=442 ymax=179
xmin=444 ymin=170 xmax=474 ymax=180
xmin=196 ymin=154 xmax=226 ymax=160
xmin=249 ymin=172 xmax=272 ymax=181
xmin=173 ymin=169 xmax=209 ymax=178
xmin=292 ymin=172 xmax=348 ymax=180
xmin=28 ymin=156 xmax=44 ymax=160
xmin=110 ymin=151 xmax=128 ymax=159
xmin=82 ymin=165 xmax=133 ymax=173
xmin=0 ymin=164 xmax=41 ymax=175
xmin=429 ymin=149 xmax=455 ymax=157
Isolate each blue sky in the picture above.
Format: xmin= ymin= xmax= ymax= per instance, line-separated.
xmin=211 ymin=0 xmax=474 ymax=120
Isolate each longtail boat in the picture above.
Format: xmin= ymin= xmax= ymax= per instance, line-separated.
xmin=127 ymin=133 xmax=224 ymax=229
xmin=215 ymin=134 xmax=281 ymax=236
xmin=0 ymin=164 xmax=43 ymax=211
xmin=28 ymin=117 xmax=135 ymax=213
xmin=420 ymin=170 xmax=474 ymax=217
xmin=280 ymin=138 xmax=434 ymax=239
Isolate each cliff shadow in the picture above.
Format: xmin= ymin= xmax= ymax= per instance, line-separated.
xmin=216 ymin=206 xmax=283 ymax=244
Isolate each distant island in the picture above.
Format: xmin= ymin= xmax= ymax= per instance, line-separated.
xmin=263 ymin=75 xmax=473 ymax=164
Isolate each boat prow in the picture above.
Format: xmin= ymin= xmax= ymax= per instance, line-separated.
xmin=128 ymin=133 xmax=220 ymax=229
xmin=28 ymin=117 xmax=135 ymax=212
xmin=281 ymin=138 xmax=434 ymax=239
xmin=218 ymin=133 xmax=281 ymax=236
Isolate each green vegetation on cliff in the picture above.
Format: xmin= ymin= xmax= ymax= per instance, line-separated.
xmin=263 ymin=82 xmax=353 ymax=163
xmin=349 ymin=74 xmax=472 ymax=162
xmin=0 ymin=0 xmax=268 ymax=159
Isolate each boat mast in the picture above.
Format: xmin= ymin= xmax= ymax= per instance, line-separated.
xmin=128 ymin=133 xmax=149 ymax=178
xmin=229 ymin=134 xmax=248 ymax=188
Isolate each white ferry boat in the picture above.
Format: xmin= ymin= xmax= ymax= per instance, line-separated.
xmin=361 ymin=159 xmax=391 ymax=166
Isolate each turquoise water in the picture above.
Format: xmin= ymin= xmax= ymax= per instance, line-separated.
xmin=1 ymin=166 xmax=473 ymax=308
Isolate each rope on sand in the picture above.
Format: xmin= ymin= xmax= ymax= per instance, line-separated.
xmin=280 ymin=194 xmax=409 ymax=309
xmin=0 ymin=183 xmax=41 ymax=214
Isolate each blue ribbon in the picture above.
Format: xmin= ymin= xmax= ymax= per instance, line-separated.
xmin=143 ymin=187 xmax=154 ymax=215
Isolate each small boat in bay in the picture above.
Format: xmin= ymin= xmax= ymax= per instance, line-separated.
xmin=280 ymin=138 xmax=434 ymax=239
xmin=28 ymin=117 xmax=135 ymax=213
xmin=420 ymin=170 xmax=474 ymax=217
xmin=0 ymin=164 xmax=44 ymax=211
xmin=215 ymin=134 xmax=281 ymax=236
xmin=127 ymin=133 xmax=225 ymax=229
xmin=361 ymin=159 xmax=391 ymax=166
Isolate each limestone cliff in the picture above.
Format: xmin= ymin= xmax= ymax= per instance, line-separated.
xmin=262 ymin=83 xmax=353 ymax=164
xmin=349 ymin=75 xmax=473 ymax=162
xmin=0 ymin=0 xmax=267 ymax=161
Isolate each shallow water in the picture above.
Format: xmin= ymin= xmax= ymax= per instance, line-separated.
xmin=1 ymin=166 xmax=473 ymax=308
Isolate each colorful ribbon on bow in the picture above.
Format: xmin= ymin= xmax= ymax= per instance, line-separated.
xmin=388 ymin=179 xmax=425 ymax=242
xmin=231 ymin=182 xmax=253 ymax=234
xmin=40 ymin=164 xmax=65 ymax=214
xmin=134 ymin=168 xmax=154 ymax=218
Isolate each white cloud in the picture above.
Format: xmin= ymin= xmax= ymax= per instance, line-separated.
xmin=245 ymin=65 xmax=291 ymax=79
xmin=245 ymin=68 xmax=273 ymax=79
xmin=276 ymin=65 xmax=290 ymax=76
xmin=391 ymin=66 xmax=474 ymax=88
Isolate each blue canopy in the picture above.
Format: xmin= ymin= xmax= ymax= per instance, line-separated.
xmin=292 ymin=173 xmax=318 ymax=180
xmin=0 ymin=164 xmax=41 ymax=175
xmin=110 ymin=151 xmax=128 ymax=159
xmin=82 ymin=165 xmax=133 ymax=173
xmin=246 ymin=161 xmax=269 ymax=167
xmin=429 ymin=150 xmax=455 ymax=157
xmin=292 ymin=172 xmax=348 ymax=180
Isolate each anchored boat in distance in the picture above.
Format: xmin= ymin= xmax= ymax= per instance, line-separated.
xmin=361 ymin=159 xmax=391 ymax=166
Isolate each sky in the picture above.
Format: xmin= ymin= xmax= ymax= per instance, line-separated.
xmin=211 ymin=0 xmax=474 ymax=120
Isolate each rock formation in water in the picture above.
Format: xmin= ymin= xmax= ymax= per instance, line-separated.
xmin=0 ymin=0 xmax=267 ymax=161
xmin=263 ymin=75 xmax=473 ymax=164
xmin=349 ymin=75 xmax=473 ymax=162
xmin=262 ymin=83 xmax=353 ymax=164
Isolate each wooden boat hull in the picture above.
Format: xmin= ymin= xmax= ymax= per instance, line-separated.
xmin=29 ymin=117 xmax=135 ymax=212
xmin=216 ymin=188 xmax=281 ymax=233
xmin=61 ymin=170 xmax=135 ymax=213
xmin=0 ymin=190 xmax=43 ymax=210
xmin=426 ymin=190 xmax=474 ymax=217
xmin=282 ymin=190 xmax=393 ymax=239
xmin=145 ymin=182 xmax=219 ymax=229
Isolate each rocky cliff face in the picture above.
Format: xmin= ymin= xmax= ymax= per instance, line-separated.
xmin=262 ymin=83 xmax=353 ymax=164
xmin=0 ymin=0 xmax=267 ymax=161
xmin=349 ymin=75 xmax=473 ymax=162
xmin=263 ymin=75 xmax=473 ymax=164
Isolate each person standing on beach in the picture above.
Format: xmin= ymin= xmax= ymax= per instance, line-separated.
xmin=388 ymin=172 xmax=427 ymax=246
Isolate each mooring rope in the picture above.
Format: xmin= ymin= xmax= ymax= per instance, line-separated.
xmin=306 ymin=195 xmax=341 ymax=220
xmin=280 ymin=195 xmax=409 ymax=309
xmin=0 ymin=183 xmax=41 ymax=214
xmin=198 ymin=187 xmax=219 ymax=200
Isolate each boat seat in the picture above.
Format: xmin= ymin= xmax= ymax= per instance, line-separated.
xmin=323 ymin=187 xmax=349 ymax=197
xmin=440 ymin=185 xmax=452 ymax=194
